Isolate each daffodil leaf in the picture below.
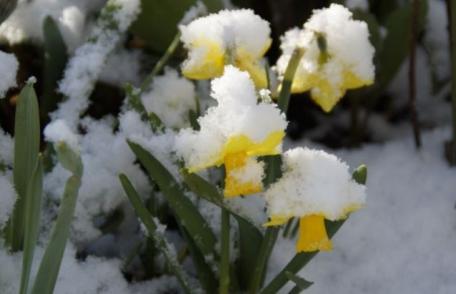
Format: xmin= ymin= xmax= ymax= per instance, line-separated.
xmin=376 ymin=0 xmax=428 ymax=91
xmin=31 ymin=175 xmax=81 ymax=294
xmin=119 ymin=174 xmax=197 ymax=294
xmin=19 ymin=157 xmax=43 ymax=294
xmin=182 ymin=171 xmax=261 ymax=230
xmin=182 ymin=171 xmax=223 ymax=205
xmin=55 ymin=143 xmax=83 ymax=177
xmin=41 ymin=16 xmax=67 ymax=122
xmin=285 ymin=271 xmax=313 ymax=293
xmin=181 ymin=228 xmax=218 ymax=294
xmin=260 ymin=164 xmax=368 ymax=294
xmin=235 ymin=214 xmax=264 ymax=289
xmin=7 ymin=82 xmax=40 ymax=251
xmin=127 ymin=141 xmax=217 ymax=256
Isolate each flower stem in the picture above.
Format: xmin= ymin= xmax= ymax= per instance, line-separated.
xmin=219 ymin=208 xmax=230 ymax=294
xmin=140 ymin=32 xmax=182 ymax=92
xmin=445 ymin=0 xmax=456 ymax=165
xmin=409 ymin=0 xmax=422 ymax=149
xmin=277 ymin=47 xmax=304 ymax=113
xmin=249 ymin=48 xmax=304 ymax=294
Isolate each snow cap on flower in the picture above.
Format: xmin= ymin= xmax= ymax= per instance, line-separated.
xmin=179 ymin=9 xmax=271 ymax=88
xmin=264 ymin=147 xmax=366 ymax=252
xmin=141 ymin=69 xmax=196 ymax=129
xmin=175 ymin=66 xmax=287 ymax=197
xmin=276 ymin=4 xmax=375 ymax=112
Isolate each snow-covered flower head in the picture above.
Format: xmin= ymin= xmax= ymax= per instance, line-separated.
xmin=179 ymin=9 xmax=272 ymax=88
xmin=276 ymin=4 xmax=375 ymax=112
xmin=264 ymin=147 xmax=366 ymax=252
xmin=141 ymin=69 xmax=196 ymax=129
xmin=175 ymin=66 xmax=287 ymax=197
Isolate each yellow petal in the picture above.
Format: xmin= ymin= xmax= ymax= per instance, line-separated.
xmin=187 ymin=131 xmax=285 ymax=174
xmin=263 ymin=215 xmax=291 ymax=227
xmin=223 ymin=152 xmax=262 ymax=197
xmin=182 ymin=39 xmax=225 ymax=80
xmin=342 ymin=70 xmax=373 ymax=89
xmin=236 ymin=58 xmax=268 ymax=89
xmin=290 ymin=68 xmax=374 ymax=113
xmin=296 ymin=215 xmax=332 ymax=253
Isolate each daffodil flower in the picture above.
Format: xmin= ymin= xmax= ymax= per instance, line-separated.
xmin=276 ymin=4 xmax=375 ymax=112
xmin=179 ymin=9 xmax=272 ymax=88
xmin=175 ymin=66 xmax=287 ymax=197
xmin=264 ymin=147 xmax=366 ymax=252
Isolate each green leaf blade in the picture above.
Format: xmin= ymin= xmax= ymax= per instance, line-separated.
xmin=19 ymin=157 xmax=44 ymax=294
xmin=119 ymin=174 xmax=196 ymax=294
xmin=127 ymin=141 xmax=217 ymax=256
xmin=9 ymin=82 xmax=41 ymax=251
xmin=31 ymin=175 xmax=81 ymax=294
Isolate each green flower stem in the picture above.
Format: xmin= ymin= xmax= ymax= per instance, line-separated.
xmin=126 ymin=32 xmax=181 ymax=129
xmin=277 ymin=47 xmax=305 ymax=113
xmin=452 ymin=2 xmax=456 ymax=143
xmin=248 ymin=227 xmax=279 ymax=294
xmin=219 ymin=208 xmax=230 ymax=294
xmin=447 ymin=0 xmax=456 ymax=164
xmin=249 ymin=46 xmax=304 ymax=294
xmin=140 ymin=31 xmax=182 ymax=92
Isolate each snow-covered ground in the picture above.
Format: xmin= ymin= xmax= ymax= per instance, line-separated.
xmin=270 ymin=127 xmax=456 ymax=294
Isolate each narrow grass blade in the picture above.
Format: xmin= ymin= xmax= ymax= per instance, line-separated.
xmin=119 ymin=174 xmax=196 ymax=294
xmin=9 ymin=82 xmax=40 ymax=251
xmin=31 ymin=175 xmax=81 ymax=294
xmin=128 ymin=141 xmax=216 ymax=256
xmin=19 ymin=157 xmax=43 ymax=294
xmin=260 ymin=165 xmax=368 ymax=294
xmin=31 ymin=142 xmax=83 ymax=294
xmin=41 ymin=16 xmax=67 ymax=122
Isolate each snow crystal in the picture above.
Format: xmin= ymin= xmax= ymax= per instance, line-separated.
xmin=0 ymin=176 xmax=16 ymax=227
xmin=265 ymin=147 xmax=366 ymax=221
xmin=141 ymin=69 xmax=196 ymax=129
xmin=175 ymin=66 xmax=287 ymax=170
xmin=44 ymin=119 xmax=80 ymax=151
xmin=0 ymin=51 xmax=18 ymax=98
xmin=53 ymin=0 xmax=141 ymax=129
